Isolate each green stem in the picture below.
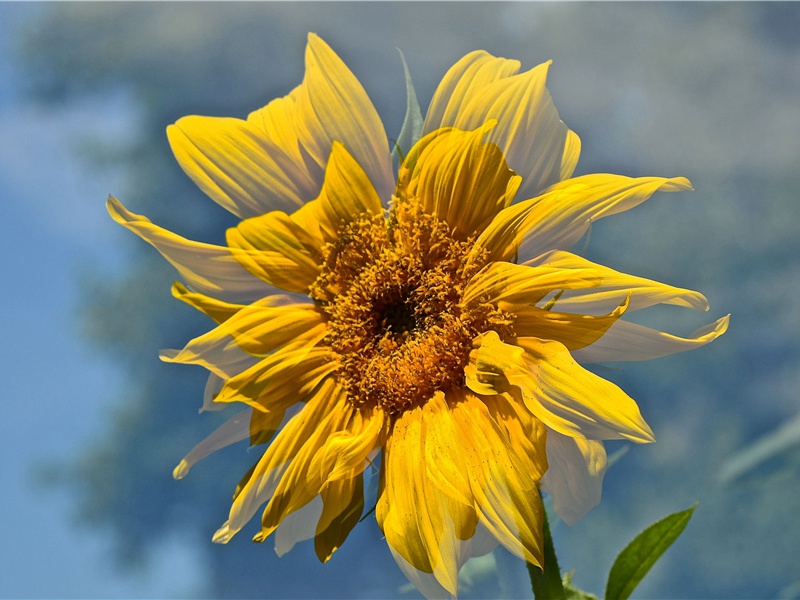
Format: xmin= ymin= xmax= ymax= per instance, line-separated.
xmin=528 ymin=499 xmax=565 ymax=600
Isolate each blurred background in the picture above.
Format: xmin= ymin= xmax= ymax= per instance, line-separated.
xmin=2 ymin=2 xmax=799 ymax=598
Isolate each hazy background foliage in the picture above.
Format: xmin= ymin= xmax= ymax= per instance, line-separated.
xmin=7 ymin=2 xmax=800 ymax=598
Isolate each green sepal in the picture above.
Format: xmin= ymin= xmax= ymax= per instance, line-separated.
xmin=391 ymin=49 xmax=423 ymax=172
xmin=605 ymin=504 xmax=697 ymax=600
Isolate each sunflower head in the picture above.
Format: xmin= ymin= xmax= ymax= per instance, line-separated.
xmin=108 ymin=33 xmax=728 ymax=599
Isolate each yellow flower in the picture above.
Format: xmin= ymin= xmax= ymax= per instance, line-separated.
xmin=108 ymin=34 xmax=728 ymax=598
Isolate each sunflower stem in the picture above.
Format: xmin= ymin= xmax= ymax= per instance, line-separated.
xmin=528 ymin=499 xmax=565 ymax=600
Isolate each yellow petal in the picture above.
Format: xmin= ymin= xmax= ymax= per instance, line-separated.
xmin=466 ymin=331 xmax=655 ymax=443
xmin=305 ymin=141 xmax=384 ymax=246
xmin=507 ymin=296 xmax=629 ymax=350
xmin=404 ymin=123 xmax=521 ymax=240
xmin=423 ymin=50 xmax=520 ymax=135
xmin=161 ymin=298 xmax=323 ymax=379
xmin=171 ymin=282 xmax=243 ymax=324
xmin=295 ymin=33 xmax=394 ymax=202
xmin=214 ymin=379 xmax=341 ymax=543
xmin=257 ymin=391 xmax=354 ymax=541
xmin=448 ymin=388 xmax=544 ymax=568
xmin=213 ymin=328 xmax=335 ymax=412
xmin=473 ymin=174 xmax=692 ymax=263
xmin=449 ymin=60 xmax=580 ymax=200
xmin=167 ymin=115 xmax=310 ymax=218
xmin=309 ymin=407 xmax=386 ymax=484
xmin=526 ymin=249 xmax=710 ymax=313
xmin=518 ymin=174 xmax=693 ymax=259
xmin=107 ymin=196 xmax=271 ymax=302
xmin=247 ymin=90 xmax=324 ymax=199
xmin=249 ymin=406 xmax=286 ymax=447
xmin=315 ymin=473 xmax=365 ymax=563
xmin=462 ymin=260 xmax=602 ymax=308
xmin=226 ymin=210 xmax=322 ymax=294
xmin=377 ymin=398 xmax=478 ymax=596
xmin=572 ymin=314 xmax=730 ymax=363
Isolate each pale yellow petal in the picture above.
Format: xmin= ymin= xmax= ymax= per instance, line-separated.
xmin=167 ymin=115 xmax=309 ymax=217
xmin=518 ymin=174 xmax=693 ymax=259
xmin=256 ymin=391 xmax=354 ymax=541
xmin=540 ymin=428 xmax=607 ymax=525
xmin=572 ymin=314 xmax=730 ymax=363
xmin=173 ymin=409 xmax=253 ymax=480
xmin=247 ymin=90 xmax=323 ymax=200
xmin=295 ymin=33 xmax=394 ymax=202
xmin=107 ymin=196 xmax=271 ymax=303
xmin=466 ymin=331 xmax=654 ymax=443
xmin=526 ymin=250 xmax=709 ymax=313
xmin=423 ymin=50 xmax=520 ymax=135
xmin=160 ymin=336 xmax=258 ymax=380
xmin=160 ymin=298 xmax=323 ymax=378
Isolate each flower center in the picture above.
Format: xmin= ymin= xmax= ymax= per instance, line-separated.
xmin=311 ymin=200 xmax=512 ymax=416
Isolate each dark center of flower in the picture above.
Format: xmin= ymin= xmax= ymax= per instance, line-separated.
xmin=310 ymin=200 xmax=512 ymax=416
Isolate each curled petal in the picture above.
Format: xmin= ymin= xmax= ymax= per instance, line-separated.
xmin=474 ymin=175 xmax=692 ymax=263
xmin=572 ymin=314 xmax=730 ymax=363
xmin=309 ymin=408 xmax=386 ymax=485
xmin=107 ymin=196 xmax=271 ymax=303
xmin=504 ymin=296 xmax=629 ymax=350
xmin=466 ymin=331 xmax=654 ymax=443
xmin=423 ymin=50 xmax=520 ymax=134
xmin=447 ymin=61 xmax=580 ymax=199
xmin=526 ymin=250 xmax=709 ymax=313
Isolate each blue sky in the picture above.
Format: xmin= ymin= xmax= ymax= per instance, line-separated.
xmin=0 ymin=5 xmax=202 ymax=597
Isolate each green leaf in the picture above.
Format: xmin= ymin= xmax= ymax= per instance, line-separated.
xmin=605 ymin=504 xmax=697 ymax=600
xmin=529 ymin=505 xmax=566 ymax=600
xmin=391 ymin=49 xmax=423 ymax=172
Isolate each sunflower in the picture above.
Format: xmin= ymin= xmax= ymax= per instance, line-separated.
xmin=108 ymin=33 xmax=728 ymax=598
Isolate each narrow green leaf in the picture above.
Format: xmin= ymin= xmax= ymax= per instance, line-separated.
xmin=605 ymin=504 xmax=697 ymax=600
xmin=391 ymin=49 xmax=423 ymax=171
xmin=529 ymin=505 xmax=566 ymax=600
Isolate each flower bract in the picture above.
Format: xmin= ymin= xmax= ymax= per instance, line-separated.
xmin=108 ymin=33 xmax=728 ymax=599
